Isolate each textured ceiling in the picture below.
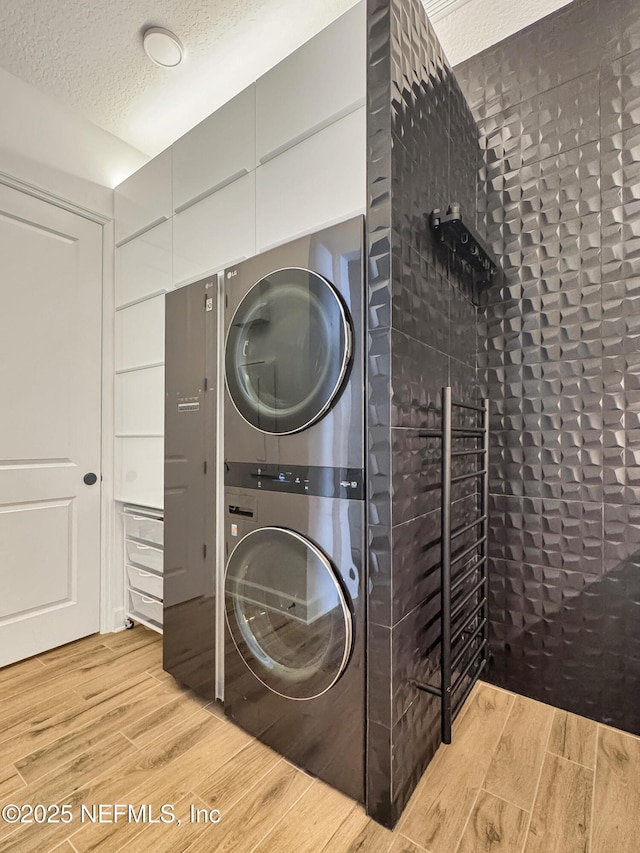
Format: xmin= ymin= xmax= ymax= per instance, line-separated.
xmin=0 ymin=0 xmax=360 ymax=156
xmin=0 ymin=0 xmax=575 ymax=159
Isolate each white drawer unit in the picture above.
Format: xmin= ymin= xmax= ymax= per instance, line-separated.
xmin=126 ymin=539 xmax=163 ymax=573
xmin=129 ymin=589 xmax=163 ymax=627
xmin=123 ymin=505 xmax=163 ymax=633
xmin=124 ymin=512 xmax=164 ymax=547
xmin=127 ymin=565 xmax=163 ymax=599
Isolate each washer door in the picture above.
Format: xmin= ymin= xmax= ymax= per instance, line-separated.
xmin=225 ymin=527 xmax=352 ymax=700
xmin=225 ymin=268 xmax=352 ymax=434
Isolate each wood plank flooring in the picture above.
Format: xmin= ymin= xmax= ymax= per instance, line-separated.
xmin=0 ymin=627 xmax=637 ymax=852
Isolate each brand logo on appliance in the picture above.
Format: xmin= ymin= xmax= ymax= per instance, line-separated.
xmin=340 ymin=481 xmax=359 ymax=489
xmin=227 ymin=270 xmax=238 ymax=280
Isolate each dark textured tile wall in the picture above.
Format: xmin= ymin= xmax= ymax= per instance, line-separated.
xmin=457 ymin=0 xmax=640 ymax=734
xmin=366 ymin=0 xmax=482 ymax=827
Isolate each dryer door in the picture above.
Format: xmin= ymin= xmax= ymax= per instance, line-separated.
xmin=225 ymin=268 xmax=352 ymax=434
xmin=225 ymin=527 xmax=352 ymax=700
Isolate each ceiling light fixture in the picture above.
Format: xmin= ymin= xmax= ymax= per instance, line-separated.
xmin=143 ymin=27 xmax=184 ymax=68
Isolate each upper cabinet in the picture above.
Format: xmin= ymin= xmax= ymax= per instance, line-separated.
xmin=173 ymin=172 xmax=255 ymax=287
xmin=114 ymin=149 xmax=172 ymax=245
xmin=172 ymin=85 xmax=256 ymax=214
xmin=115 ymin=220 xmax=172 ymax=308
xmin=255 ymin=1 xmax=366 ymax=164
xmin=256 ymin=107 xmax=366 ymax=252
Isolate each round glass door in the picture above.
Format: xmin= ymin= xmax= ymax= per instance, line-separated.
xmin=225 ymin=527 xmax=352 ymax=700
xmin=225 ymin=268 xmax=352 ymax=434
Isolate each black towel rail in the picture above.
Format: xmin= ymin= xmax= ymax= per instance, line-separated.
xmin=411 ymin=386 xmax=490 ymax=745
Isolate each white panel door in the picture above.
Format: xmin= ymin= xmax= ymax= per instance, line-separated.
xmin=0 ymin=185 xmax=102 ymax=667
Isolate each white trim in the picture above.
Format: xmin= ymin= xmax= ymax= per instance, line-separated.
xmin=173 ymin=169 xmax=249 ymax=215
xmin=100 ymin=218 xmax=118 ymax=634
xmin=424 ymin=0 xmax=475 ymax=23
xmin=257 ymin=98 xmax=366 ymax=166
xmin=0 ymin=169 xmax=110 ymax=225
xmin=114 ymin=361 xmax=165 ymax=375
xmin=114 ymin=216 xmax=169 ymax=248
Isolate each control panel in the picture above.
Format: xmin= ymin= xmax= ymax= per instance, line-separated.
xmin=225 ymin=462 xmax=364 ymax=501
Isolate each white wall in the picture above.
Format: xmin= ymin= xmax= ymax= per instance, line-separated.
xmin=433 ymin=0 xmax=574 ymax=66
xmin=0 ymin=66 xmax=148 ymax=194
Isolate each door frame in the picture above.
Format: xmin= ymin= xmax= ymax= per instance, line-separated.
xmin=0 ymin=168 xmax=120 ymax=638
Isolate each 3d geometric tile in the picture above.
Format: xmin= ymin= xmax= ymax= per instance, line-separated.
xmin=368 ymin=0 xmax=483 ymax=826
xmin=459 ymin=0 xmax=640 ymax=736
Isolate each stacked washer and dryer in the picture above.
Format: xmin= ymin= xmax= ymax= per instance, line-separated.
xmin=223 ymin=216 xmax=365 ymax=801
xmin=164 ymin=216 xmax=366 ymax=803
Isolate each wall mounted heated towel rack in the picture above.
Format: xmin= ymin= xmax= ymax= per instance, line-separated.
xmin=412 ymin=387 xmax=489 ymax=744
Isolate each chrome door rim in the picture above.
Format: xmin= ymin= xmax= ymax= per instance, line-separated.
xmin=224 ymin=525 xmax=353 ymax=701
xmin=224 ymin=267 xmax=353 ymax=435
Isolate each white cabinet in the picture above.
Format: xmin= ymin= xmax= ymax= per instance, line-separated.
xmin=115 ymin=366 xmax=164 ymax=436
xmin=172 ymin=85 xmax=256 ymax=213
xmin=115 ymin=295 xmax=165 ymax=371
xmin=256 ymin=107 xmax=366 ymax=252
xmin=173 ymin=172 xmax=255 ymax=286
xmin=115 ymin=220 xmax=172 ymax=308
xmin=114 ymin=149 xmax=172 ymax=245
xmin=123 ymin=506 xmax=163 ymax=633
xmin=256 ymin=1 xmax=366 ymax=163
xmin=115 ymin=438 xmax=164 ymax=509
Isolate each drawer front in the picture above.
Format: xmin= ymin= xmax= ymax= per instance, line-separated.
xmin=124 ymin=514 xmax=164 ymax=547
xmin=129 ymin=589 xmax=163 ymax=626
xmin=125 ymin=539 xmax=163 ymax=574
xmin=127 ymin=565 xmax=163 ymax=600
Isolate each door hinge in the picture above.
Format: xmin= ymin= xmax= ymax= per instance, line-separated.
xmin=203 ymin=543 xmax=207 ymax=558
xmin=204 ymin=460 xmax=208 ymax=475
xmin=204 ymin=377 xmax=208 ymax=391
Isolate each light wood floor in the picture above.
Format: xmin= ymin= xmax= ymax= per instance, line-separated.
xmin=0 ymin=627 xmax=637 ymax=853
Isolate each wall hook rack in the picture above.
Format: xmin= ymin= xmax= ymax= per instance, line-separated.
xmin=429 ymin=204 xmax=500 ymax=288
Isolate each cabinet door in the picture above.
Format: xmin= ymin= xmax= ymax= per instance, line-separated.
xmin=173 ymin=85 xmax=256 ymax=213
xmin=115 ymin=437 xmax=164 ymax=509
xmin=256 ymin=1 xmax=365 ymax=163
xmin=173 ymin=172 xmax=255 ymax=287
xmin=115 ymin=220 xmax=172 ymax=308
xmin=115 ymin=366 xmax=165 ymax=436
xmin=256 ymin=107 xmax=366 ymax=252
xmin=115 ymin=295 xmax=165 ymax=371
xmin=114 ymin=149 xmax=172 ymax=245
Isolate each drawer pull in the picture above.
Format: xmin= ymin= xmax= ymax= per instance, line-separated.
xmin=229 ymin=505 xmax=254 ymax=518
xmin=141 ymin=596 xmax=157 ymax=603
